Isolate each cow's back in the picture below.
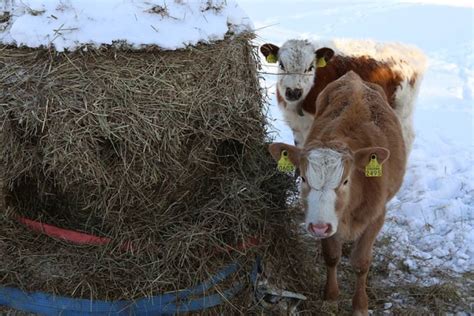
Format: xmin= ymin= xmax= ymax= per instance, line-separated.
xmin=302 ymin=55 xmax=404 ymax=114
xmin=307 ymin=71 xmax=406 ymax=200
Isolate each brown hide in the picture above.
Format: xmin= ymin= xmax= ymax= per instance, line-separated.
xmin=304 ymin=71 xmax=406 ymax=240
xmin=301 ymin=55 xmax=404 ymax=115
xmin=303 ymin=71 xmax=408 ymax=314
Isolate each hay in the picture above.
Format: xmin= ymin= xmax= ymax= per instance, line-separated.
xmin=0 ymin=35 xmax=272 ymax=238
xmin=0 ymin=35 xmax=324 ymax=312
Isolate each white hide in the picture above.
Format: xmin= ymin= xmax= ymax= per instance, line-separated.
xmin=304 ymin=149 xmax=344 ymax=236
xmin=282 ymin=108 xmax=313 ymax=147
xmin=277 ymin=39 xmax=316 ymax=106
xmin=276 ymin=40 xmax=316 ymax=147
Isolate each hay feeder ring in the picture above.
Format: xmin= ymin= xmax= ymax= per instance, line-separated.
xmin=0 ymin=216 xmax=262 ymax=315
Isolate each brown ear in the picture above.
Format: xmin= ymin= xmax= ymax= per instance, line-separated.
xmin=315 ymin=47 xmax=335 ymax=62
xmin=353 ymin=147 xmax=390 ymax=171
xmin=260 ymin=43 xmax=279 ymax=58
xmin=268 ymin=142 xmax=301 ymax=167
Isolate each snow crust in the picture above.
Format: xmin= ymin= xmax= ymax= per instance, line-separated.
xmin=0 ymin=0 xmax=252 ymax=51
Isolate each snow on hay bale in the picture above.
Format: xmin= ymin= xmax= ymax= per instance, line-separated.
xmin=0 ymin=0 xmax=320 ymax=312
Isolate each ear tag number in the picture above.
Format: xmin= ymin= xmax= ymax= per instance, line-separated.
xmin=365 ymin=154 xmax=382 ymax=177
xmin=316 ymin=57 xmax=326 ymax=68
xmin=266 ymin=53 xmax=278 ymax=63
xmin=277 ymin=150 xmax=295 ymax=172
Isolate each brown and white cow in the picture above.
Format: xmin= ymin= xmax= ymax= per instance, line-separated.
xmin=261 ymin=39 xmax=426 ymax=154
xmin=269 ymin=71 xmax=407 ymax=315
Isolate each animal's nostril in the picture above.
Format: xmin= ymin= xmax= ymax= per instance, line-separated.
xmin=308 ymin=223 xmax=332 ymax=236
xmin=285 ymin=88 xmax=302 ymax=100
xmin=294 ymin=89 xmax=302 ymax=98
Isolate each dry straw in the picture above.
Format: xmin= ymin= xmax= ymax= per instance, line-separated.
xmin=0 ymin=35 xmax=322 ymax=313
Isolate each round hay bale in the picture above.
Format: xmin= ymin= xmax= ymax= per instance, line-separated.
xmin=0 ymin=35 xmax=325 ymax=313
xmin=0 ymin=1 xmax=326 ymax=313
xmin=2 ymin=36 xmax=283 ymax=235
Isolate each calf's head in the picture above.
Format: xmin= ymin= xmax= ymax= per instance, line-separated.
xmin=269 ymin=142 xmax=390 ymax=239
xmin=260 ymin=40 xmax=334 ymax=104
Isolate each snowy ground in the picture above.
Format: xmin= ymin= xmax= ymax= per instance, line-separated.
xmin=239 ymin=0 xmax=474 ymax=295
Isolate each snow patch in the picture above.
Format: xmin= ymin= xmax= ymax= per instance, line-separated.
xmin=380 ymin=134 xmax=474 ymax=279
xmin=399 ymin=0 xmax=474 ymax=8
xmin=0 ymin=0 xmax=253 ymax=51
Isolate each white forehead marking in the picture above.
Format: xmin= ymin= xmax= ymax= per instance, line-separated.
xmin=278 ymin=39 xmax=315 ymax=72
xmin=306 ymin=149 xmax=344 ymax=190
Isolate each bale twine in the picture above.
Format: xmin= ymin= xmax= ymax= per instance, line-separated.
xmin=0 ymin=35 xmax=322 ymax=313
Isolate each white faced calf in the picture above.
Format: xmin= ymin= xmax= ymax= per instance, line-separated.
xmin=268 ymin=71 xmax=407 ymax=315
xmin=261 ymin=40 xmax=334 ymax=147
xmin=261 ymin=40 xmax=333 ymax=106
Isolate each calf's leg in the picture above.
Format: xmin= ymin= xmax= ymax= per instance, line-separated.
xmin=321 ymin=236 xmax=342 ymax=301
xmin=350 ymin=213 xmax=385 ymax=315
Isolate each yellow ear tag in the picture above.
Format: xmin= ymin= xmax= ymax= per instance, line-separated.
xmin=277 ymin=150 xmax=295 ymax=172
xmin=365 ymin=154 xmax=382 ymax=177
xmin=266 ymin=53 xmax=278 ymax=64
xmin=316 ymin=57 xmax=326 ymax=68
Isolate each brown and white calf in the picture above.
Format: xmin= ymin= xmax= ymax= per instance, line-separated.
xmin=261 ymin=39 xmax=426 ymax=153
xmin=269 ymin=71 xmax=407 ymax=315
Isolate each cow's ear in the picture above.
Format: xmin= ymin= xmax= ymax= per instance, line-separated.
xmin=315 ymin=47 xmax=335 ymax=68
xmin=268 ymin=142 xmax=301 ymax=168
xmin=260 ymin=43 xmax=279 ymax=63
xmin=353 ymin=147 xmax=390 ymax=171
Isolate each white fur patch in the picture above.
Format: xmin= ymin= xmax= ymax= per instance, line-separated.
xmin=306 ymin=149 xmax=344 ymax=190
xmin=280 ymin=105 xmax=313 ymax=147
xmin=276 ymin=39 xmax=318 ymax=148
xmin=277 ymin=39 xmax=316 ymax=107
xmin=304 ymin=149 xmax=344 ymax=235
xmin=313 ymin=38 xmax=427 ymax=78
xmin=306 ymin=189 xmax=339 ymax=235
xmin=394 ymin=81 xmax=418 ymax=153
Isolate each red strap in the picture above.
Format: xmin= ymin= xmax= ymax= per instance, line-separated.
xmin=225 ymin=236 xmax=260 ymax=252
xmin=16 ymin=216 xmax=257 ymax=253
xmin=16 ymin=216 xmax=112 ymax=246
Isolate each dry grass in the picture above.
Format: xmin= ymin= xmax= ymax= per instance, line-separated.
xmin=0 ymin=35 xmax=327 ymax=313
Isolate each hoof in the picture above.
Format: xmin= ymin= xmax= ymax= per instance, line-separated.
xmin=352 ymin=309 xmax=368 ymax=316
xmin=323 ymin=286 xmax=340 ymax=301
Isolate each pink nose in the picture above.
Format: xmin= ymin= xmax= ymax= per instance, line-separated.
xmin=308 ymin=223 xmax=331 ymax=237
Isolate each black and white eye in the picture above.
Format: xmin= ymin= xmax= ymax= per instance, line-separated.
xmin=343 ymin=179 xmax=348 ymax=185
xmin=301 ymin=176 xmax=306 ymax=183
xmin=306 ymin=64 xmax=315 ymax=72
xmin=279 ymin=61 xmax=285 ymax=71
